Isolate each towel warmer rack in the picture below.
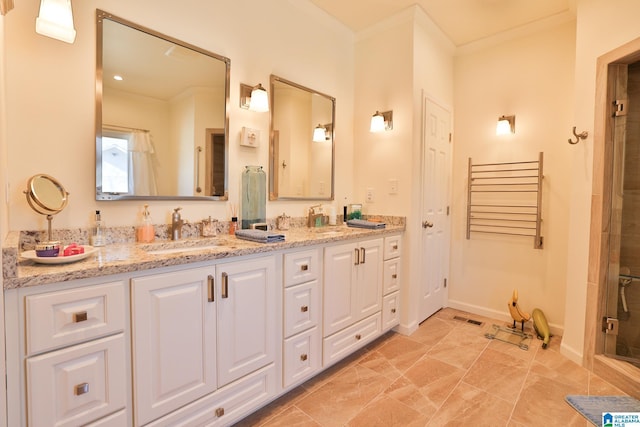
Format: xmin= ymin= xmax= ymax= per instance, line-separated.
xmin=466 ymin=152 xmax=544 ymax=249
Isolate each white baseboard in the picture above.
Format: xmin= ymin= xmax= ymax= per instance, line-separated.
xmin=560 ymin=341 xmax=584 ymax=365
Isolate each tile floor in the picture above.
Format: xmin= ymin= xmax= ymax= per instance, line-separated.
xmin=234 ymin=308 xmax=627 ymax=426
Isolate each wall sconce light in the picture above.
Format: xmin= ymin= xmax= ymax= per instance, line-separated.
xmin=496 ymin=115 xmax=515 ymax=135
xmin=35 ymin=0 xmax=76 ymax=44
xmin=239 ymin=83 xmax=269 ymax=112
xmin=312 ymin=123 xmax=333 ymax=142
xmin=370 ymin=110 xmax=393 ymax=132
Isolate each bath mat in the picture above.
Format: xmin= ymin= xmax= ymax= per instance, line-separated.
xmin=565 ymin=395 xmax=640 ymax=426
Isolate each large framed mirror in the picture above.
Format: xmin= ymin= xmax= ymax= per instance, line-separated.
xmin=96 ymin=10 xmax=230 ymax=200
xmin=269 ymin=75 xmax=335 ymax=200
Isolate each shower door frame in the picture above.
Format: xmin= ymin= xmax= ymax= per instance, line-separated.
xmin=585 ymin=36 xmax=640 ymax=398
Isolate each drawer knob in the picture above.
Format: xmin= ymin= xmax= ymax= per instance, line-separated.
xmin=300 ymin=305 xmax=309 ymax=313
xmin=392 ymin=274 xmax=397 ymax=279
xmin=300 ymin=353 xmax=308 ymax=361
xmin=215 ymin=407 xmax=225 ymax=417
xmin=300 ymin=264 xmax=309 ymax=271
xmin=392 ymin=244 xmax=398 ymax=250
xmin=355 ymin=334 xmax=361 ymax=340
xmin=74 ymin=382 xmax=89 ymax=396
xmin=73 ymin=311 xmax=88 ymax=323
xmin=391 ymin=308 xmax=397 ymax=313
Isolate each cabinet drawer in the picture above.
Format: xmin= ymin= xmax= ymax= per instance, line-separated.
xmin=283 ymin=327 xmax=321 ymax=388
xmin=284 ymin=280 xmax=319 ymax=338
xmin=26 ymin=334 xmax=127 ymax=427
xmin=383 ymin=235 xmax=402 ymax=260
xmin=383 ymin=258 xmax=401 ymax=295
xmin=26 ymin=281 xmax=126 ymax=355
xmin=323 ymin=314 xmax=381 ymax=368
xmin=382 ymin=291 xmax=400 ymax=331
xmin=284 ymin=249 xmax=319 ymax=287
xmin=84 ymin=409 xmax=127 ymax=427
xmin=146 ymin=364 xmax=276 ymax=427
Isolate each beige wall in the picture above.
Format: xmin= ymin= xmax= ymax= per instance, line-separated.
xmin=450 ymin=22 xmax=576 ymax=334
xmin=2 ymin=0 xmax=354 ymax=231
xmin=353 ymin=7 xmax=455 ymax=331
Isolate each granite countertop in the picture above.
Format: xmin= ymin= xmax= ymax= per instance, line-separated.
xmin=2 ymin=221 xmax=405 ymax=290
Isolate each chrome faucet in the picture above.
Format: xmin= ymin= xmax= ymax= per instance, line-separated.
xmin=171 ymin=207 xmax=184 ymax=240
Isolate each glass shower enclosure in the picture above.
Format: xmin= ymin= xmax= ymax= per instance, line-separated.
xmin=605 ymin=61 xmax=640 ymax=368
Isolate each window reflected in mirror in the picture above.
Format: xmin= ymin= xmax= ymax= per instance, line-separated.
xmin=269 ymin=75 xmax=335 ymax=200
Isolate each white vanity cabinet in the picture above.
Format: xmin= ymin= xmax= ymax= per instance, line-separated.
xmin=131 ymin=266 xmax=217 ymax=426
xmin=323 ymin=238 xmax=383 ymax=366
xmin=382 ymin=235 xmax=402 ymax=330
xmin=5 ymin=279 xmax=128 ymax=427
xmin=132 ymin=255 xmax=278 ymax=426
xmin=282 ymin=249 xmax=321 ymax=388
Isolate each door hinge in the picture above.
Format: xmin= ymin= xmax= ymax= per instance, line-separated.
xmin=443 ymin=278 xmax=447 ymax=288
xmin=613 ymin=99 xmax=628 ymax=117
xmin=602 ymin=317 xmax=619 ymax=335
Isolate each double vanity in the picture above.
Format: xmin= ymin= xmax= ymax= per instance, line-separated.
xmin=2 ymin=221 xmax=403 ymax=426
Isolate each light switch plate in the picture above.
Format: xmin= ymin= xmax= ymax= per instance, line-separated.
xmin=240 ymin=127 xmax=260 ymax=148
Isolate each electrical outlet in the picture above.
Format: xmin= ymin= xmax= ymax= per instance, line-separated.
xmin=366 ymin=187 xmax=375 ymax=203
xmin=319 ymin=181 xmax=325 ymax=194
xmin=389 ymin=179 xmax=398 ymax=194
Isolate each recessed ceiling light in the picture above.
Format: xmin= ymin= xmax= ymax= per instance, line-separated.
xmin=113 ymin=75 xmax=123 ymax=81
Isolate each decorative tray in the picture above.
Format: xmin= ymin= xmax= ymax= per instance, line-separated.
xmin=21 ymin=246 xmax=98 ymax=265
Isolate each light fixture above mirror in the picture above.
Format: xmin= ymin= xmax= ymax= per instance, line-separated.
xmin=36 ymin=0 xmax=76 ymax=43
xmin=312 ymin=123 xmax=332 ymax=142
xmin=240 ymin=83 xmax=269 ymax=112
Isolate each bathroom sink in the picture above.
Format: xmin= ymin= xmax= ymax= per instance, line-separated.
xmin=311 ymin=227 xmax=347 ymax=236
xmin=141 ymin=238 xmax=222 ymax=255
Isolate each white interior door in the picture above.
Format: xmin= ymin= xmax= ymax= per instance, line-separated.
xmin=419 ymin=96 xmax=452 ymax=322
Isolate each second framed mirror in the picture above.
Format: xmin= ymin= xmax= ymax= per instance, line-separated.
xmin=269 ymin=75 xmax=335 ymax=200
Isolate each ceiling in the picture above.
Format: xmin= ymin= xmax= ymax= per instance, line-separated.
xmin=309 ymin=0 xmax=575 ymax=47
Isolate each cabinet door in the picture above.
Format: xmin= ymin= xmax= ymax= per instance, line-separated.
xmin=131 ymin=267 xmax=217 ymax=426
xmin=217 ymin=256 xmax=276 ymax=387
xmin=355 ymin=238 xmax=383 ymax=321
xmin=323 ymin=242 xmax=357 ymax=337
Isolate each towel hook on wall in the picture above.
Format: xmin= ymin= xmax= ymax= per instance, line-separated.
xmin=568 ymin=126 xmax=588 ymax=145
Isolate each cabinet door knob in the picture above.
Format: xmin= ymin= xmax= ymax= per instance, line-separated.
xmin=73 ymin=311 xmax=88 ymax=323
xmin=360 ymin=247 xmax=366 ymax=264
xmin=215 ymin=407 xmax=225 ymax=417
xmin=300 ymin=264 xmax=309 ymax=271
xmin=355 ymin=334 xmax=361 ymax=340
xmin=74 ymin=382 xmax=89 ymax=396
xmin=391 ymin=308 xmax=396 ymax=313
xmin=422 ymin=220 xmax=434 ymax=228
xmin=300 ymin=305 xmax=309 ymax=313
xmin=392 ymin=274 xmax=397 ymax=279
xmin=300 ymin=353 xmax=308 ymax=361
xmin=392 ymin=244 xmax=398 ymax=250
xmin=354 ymin=248 xmax=360 ymax=265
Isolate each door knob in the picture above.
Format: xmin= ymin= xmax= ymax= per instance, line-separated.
xmin=422 ymin=220 xmax=434 ymax=228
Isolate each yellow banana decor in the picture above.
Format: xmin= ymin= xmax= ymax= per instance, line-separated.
xmin=508 ymin=289 xmax=531 ymax=331
xmin=532 ymin=308 xmax=551 ymax=349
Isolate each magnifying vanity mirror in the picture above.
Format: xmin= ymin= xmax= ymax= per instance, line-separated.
xmin=96 ymin=10 xmax=230 ymax=201
xmin=24 ymin=174 xmax=69 ymax=241
xmin=269 ymin=75 xmax=335 ymax=200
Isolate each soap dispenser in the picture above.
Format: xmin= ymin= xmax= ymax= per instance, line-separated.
xmin=136 ymin=204 xmax=155 ymax=243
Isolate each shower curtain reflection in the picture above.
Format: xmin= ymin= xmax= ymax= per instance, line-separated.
xmin=129 ymin=130 xmax=158 ymax=196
